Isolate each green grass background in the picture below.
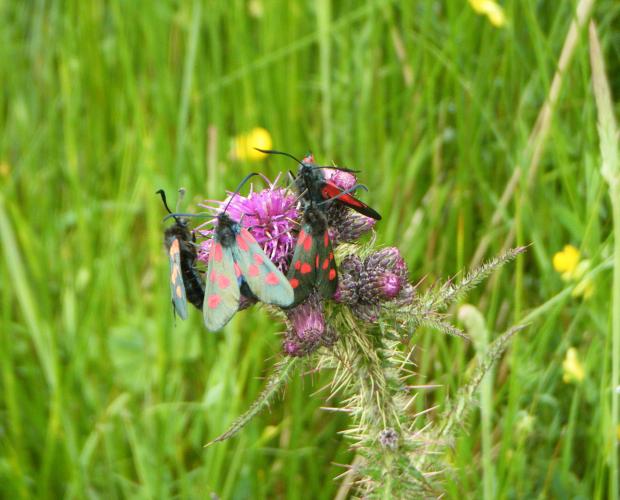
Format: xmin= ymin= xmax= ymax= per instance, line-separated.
xmin=1 ymin=0 xmax=619 ymax=498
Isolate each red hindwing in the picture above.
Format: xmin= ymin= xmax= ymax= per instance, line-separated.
xmin=320 ymin=181 xmax=382 ymax=220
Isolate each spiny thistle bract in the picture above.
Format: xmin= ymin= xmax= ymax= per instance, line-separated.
xmin=193 ymin=165 xmax=525 ymax=497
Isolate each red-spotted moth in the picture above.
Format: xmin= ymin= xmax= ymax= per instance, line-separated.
xmin=257 ymin=148 xmax=382 ymax=220
xmin=286 ymin=204 xmax=337 ymax=306
xmin=255 ymin=149 xmax=380 ymax=306
xmin=202 ymin=175 xmax=295 ymax=331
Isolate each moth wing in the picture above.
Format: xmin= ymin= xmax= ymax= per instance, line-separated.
xmin=232 ymin=228 xmax=294 ymax=307
xmin=203 ymin=241 xmax=241 ymax=331
xmin=286 ymin=224 xmax=319 ymax=306
xmin=321 ymin=181 xmax=382 ymax=220
xmin=315 ymin=229 xmax=338 ymax=299
xmin=168 ymin=238 xmax=188 ymax=320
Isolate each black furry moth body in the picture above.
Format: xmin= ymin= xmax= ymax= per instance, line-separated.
xmin=158 ymin=190 xmax=205 ymax=318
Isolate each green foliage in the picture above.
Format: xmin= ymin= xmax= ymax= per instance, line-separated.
xmin=1 ymin=0 xmax=619 ymax=498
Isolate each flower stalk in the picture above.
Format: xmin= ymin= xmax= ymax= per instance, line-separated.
xmin=590 ymin=22 xmax=620 ymax=498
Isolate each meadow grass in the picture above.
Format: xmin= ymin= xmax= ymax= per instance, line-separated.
xmin=1 ymin=0 xmax=619 ymax=498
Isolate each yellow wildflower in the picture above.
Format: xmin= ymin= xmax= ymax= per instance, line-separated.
xmin=553 ymin=245 xmax=595 ymax=299
xmin=562 ymin=347 xmax=585 ymax=384
xmin=468 ymin=0 xmax=506 ymax=27
xmin=232 ymin=127 xmax=273 ymax=162
xmin=553 ymin=244 xmax=581 ymax=278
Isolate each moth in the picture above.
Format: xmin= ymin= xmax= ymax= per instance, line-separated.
xmin=257 ymin=148 xmax=382 ymax=220
xmin=286 ymin=204 xmax=337 ymax=306
xmin=202 ymin=174 xmax=295 ymax=330
xmin=256 ymin=149 xmax=379 ymax=306
xmin=158 ymin=189 xmax=205 ymax=319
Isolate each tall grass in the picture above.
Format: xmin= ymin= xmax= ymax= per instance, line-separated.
xmin=1 ymin=0 xmax=619 ymax=498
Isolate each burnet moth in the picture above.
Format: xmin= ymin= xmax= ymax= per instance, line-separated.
xmin=287 ymin=203 xmax=337 ymax=306
xmin=286 ymin=183 xmax=373 ymax=306
xmin=256 ymin=148 xmax=375 ymax=306
xmin=256 ymin=148 xmax=382 ymax=221
xmin=201 ymin=173 xmax=295 ymax=331
xmin=158 ymin=189 xmax=205 ymax=319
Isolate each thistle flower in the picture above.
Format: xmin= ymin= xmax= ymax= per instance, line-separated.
xmin=335 ymin=247 xmax=413 ymax=322
xmin=231 ymin=127 xmax=273 ymax=162
xmin=283 ymin=293 xmax=331 ymax=357
xmin=323 ymin=167 xmax=357 ymax=191
xmin=196 ymin=176 xmax=298 ymax=271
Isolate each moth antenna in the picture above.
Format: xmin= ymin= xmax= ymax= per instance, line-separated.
xmin=156 ymin=189 xmax=173 ymax=215
xmin=157 ymin=189 xmax=185 ymax=225
xmin=257 ymin=148 xmax=359 ymax=173
xmin=222 ymin=172 xmax=261 ymax=214
xmin=254 ymin=148 xmax=305 ymax=167
xmin=163 ymin=212 xmax=210 ymax=222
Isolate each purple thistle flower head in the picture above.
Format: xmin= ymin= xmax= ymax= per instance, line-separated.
xmin=380 ymin=272 xmax=402 ymax=299
xmin=196 ymin=175 xmax=298 ymax=271
xmin=283 ymin=293 xmax=329 ymax=357
xmin=324 ymin=168 xmax=357 ymax=191
xmin=336 ymin=247 xmax=413 ymax=322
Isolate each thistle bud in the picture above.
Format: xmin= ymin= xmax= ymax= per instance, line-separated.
xmin=333 ymin=255 xmax=362 ymax=304
xmin=336 ymin=247 xmax=413 ymax=322
xmin=329 ymin=211 xmax=376 ymax=245
xmin=379 ymin=272 xmax=402 ymax=299
xmin=379 ymin=428 xmax=399 ymax=450
xmin=366 ymin=247 xmax=405 ymax=271
xmin=283 ymin=294 xmax=327 ymax=357
xmin=350 ymin=302 xmax=382 ymax=323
